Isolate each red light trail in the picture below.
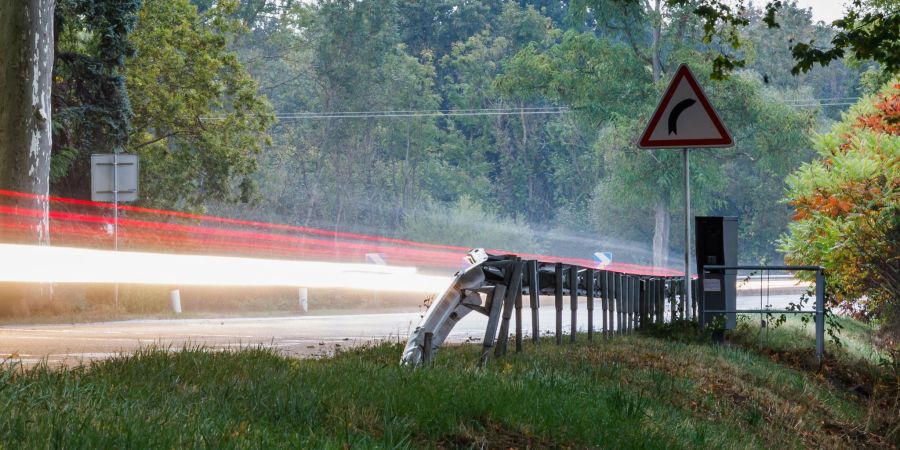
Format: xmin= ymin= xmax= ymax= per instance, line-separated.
xmin=0 ymin=189 xmax=680 ymax=277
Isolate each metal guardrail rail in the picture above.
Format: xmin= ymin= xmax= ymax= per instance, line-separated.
xmin=401 ymin=249 xmax=692 ymax=367
xmin=401 ymin=254 xmax=829 ymax=366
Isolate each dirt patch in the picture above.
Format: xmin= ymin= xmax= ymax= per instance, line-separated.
xmin=435 ymin=417 xmax=564 ymax=450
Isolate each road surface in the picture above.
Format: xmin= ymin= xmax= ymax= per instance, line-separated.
xmin=0 ymin=287 xmax=812 ymax=366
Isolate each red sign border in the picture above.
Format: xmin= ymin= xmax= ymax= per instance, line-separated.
xmin=637 ymin=64 xmax=734 ymax=149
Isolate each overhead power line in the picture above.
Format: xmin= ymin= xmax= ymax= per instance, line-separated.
xmin=201 ymin=107 xmax=570 ymax=121
xmin=201 ymin=96 xmax=861 ymax=120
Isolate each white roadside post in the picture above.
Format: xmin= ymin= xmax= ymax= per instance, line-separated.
xmin=637 ymin=64 xmax=734 ymax=316
xmin=298 ymin=287 xmax=308 ymax=313
xmin=170 ymin=288 xmax=182 ymax=314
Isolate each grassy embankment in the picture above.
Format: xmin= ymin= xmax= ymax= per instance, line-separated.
xmin=0 ymin=318 xmax=896 ymax=448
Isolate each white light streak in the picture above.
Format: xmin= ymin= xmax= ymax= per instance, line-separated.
xmin=0 ymin=244 xmax=450 ymax=293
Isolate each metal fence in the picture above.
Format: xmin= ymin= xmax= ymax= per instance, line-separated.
xmin=402 ymin=253 xmax=828 ymax=367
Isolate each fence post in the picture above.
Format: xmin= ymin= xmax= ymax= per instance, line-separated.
xmin=626 ymin=276 xmax=634 ymax=332
xmin=515 ymin=272 xmax=523 ymax=353
xmin=586 ymin=268 xmax=595 ymax=341
xmin=570 ymin=266 xmax=578 ymax=342
xmin=669 ymin=280 xmax=676 ymax=322
xmin=480 ymin=284 xmax=507 ymax=367
xmin=631 ymin=277 xmax=638 ymax=332
xmin=656 ymin=279 xmax=665 ymax=325
xmin=616 ymin=273 xmax=623 ymax=334
xmin=555 ymin=263 xmax=563 ymax=345
xmin=496 ymin=260 xmax=523 ymax=357
xmin=692 ymin=278 xmax=699 ymax=322
xmin=815 ymin=268 xmax=825 ymax=361
xmin=601 ymin=271 xmax=610 ymax=338
xmin=423 ymin=332 xmax=433 ymax=366
xmin=528 ymin=260 xmax=540 ymax=343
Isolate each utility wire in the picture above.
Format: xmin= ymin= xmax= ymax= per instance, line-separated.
xmin=201 ymin=96 xmax=860 ymax=120
xmin=201 ymin=107 xmax=570 ymax=121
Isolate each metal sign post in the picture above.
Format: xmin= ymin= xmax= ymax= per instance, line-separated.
xmin=682 ymin=148 xmax=691 ymax=308
xmin=91 ymin=153 xmax=139 ymax=309
xmin=637 ymin=64 xmax=734 ymax=311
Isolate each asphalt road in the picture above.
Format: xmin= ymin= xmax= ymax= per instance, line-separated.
xmin=0 ymin=286 xmax=811 ymax=366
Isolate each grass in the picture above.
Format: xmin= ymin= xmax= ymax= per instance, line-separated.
xmin=0 ymin=322 xmax=897 ymax=448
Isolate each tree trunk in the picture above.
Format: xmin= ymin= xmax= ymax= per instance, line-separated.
xmin=650 ymin=0 xmax=662 ymax=84
xmin=649 ymin=0 xmax=669 ymax=269
xmin=0 ymin=0 xmax=54 ymax=245
xmin=0 ymin=0 xmax=55 ymax=315
xmin=653 ymin=195 xmax=670 ymax=269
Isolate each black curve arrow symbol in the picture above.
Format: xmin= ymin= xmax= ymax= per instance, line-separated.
xmin=668 ymin=98 xmax=696 ymax=135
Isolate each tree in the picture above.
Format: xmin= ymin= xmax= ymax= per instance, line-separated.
xmin=441 ymin=4 xmax=565 ymax=222
xmin=0 ymin=0 xmax=55 ymax=245
xmin=500 ymin=1 xmax=816 ymax=267
xmin=125 ymin=0 xmax=274 ymax=209
xmin=604 ymin=0 xmax=900 ymax=78
xmin=780 ymin=79 xmax=900 ymax=330
xmin=51 ymin=0 xmax=142 ymax=198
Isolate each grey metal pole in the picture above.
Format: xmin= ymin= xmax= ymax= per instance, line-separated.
xmin=682 ymin=148 xmax=692 ymax=317
xmin=815 ymin=269 xmax=825 ymax=360
xmin=113 ymin=153 xmax=119 ymax=310
xmin=528 ymin=261 xmax=540 ymax=343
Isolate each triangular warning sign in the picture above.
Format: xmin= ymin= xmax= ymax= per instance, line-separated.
xmin=638 ymin=64 xmax=733 ymax=149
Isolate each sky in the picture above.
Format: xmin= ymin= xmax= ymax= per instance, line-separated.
xmin=792 ymin=0 xmax=847 ymax=23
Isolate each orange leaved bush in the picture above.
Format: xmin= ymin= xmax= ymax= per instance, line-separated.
xmin=780 ymin=79 xmax=899 ymax=333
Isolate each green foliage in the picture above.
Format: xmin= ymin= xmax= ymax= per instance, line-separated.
xmin=790 ymin=0 xmax=900 ymax=75
xmin=51 ymin=0 xmax=142 ymax=197
xmin=780 ymin=79 xmax=900 ymax=327
xmin=595 ymin=0 xmax=900 ymax=79
xmin=499 ymin=9 xmax=815 ymax=263
xmin=126 ymin=0 xmax=274 ymax=209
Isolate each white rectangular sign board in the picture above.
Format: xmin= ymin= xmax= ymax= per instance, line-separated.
xmin=91 ymin=153 xmax=139 ymax=202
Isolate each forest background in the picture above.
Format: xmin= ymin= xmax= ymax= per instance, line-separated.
xmin=48 ymin=0 xmax=886 ymax=271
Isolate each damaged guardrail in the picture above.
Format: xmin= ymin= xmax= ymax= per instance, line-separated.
xmin=401 ymin=249 xmax=693 ymax=367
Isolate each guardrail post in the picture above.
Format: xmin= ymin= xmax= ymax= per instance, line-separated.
xmin=423 ymin=332 xmax=433 ymax=366
xmin=480 ymin=284 xmax=507 ymax=367
xmin=638 ymin=278 xmax=646 ymax=328
xmin=515 ymin=263 xmax=524 ymax=353
xmin=656 ymin=278 xmax=665 ymax=325
xmin=815 ymin=269 xmax=825 ymax=361
xmin=601 ymin=271 xmax=610 ymax=338
xmin=570 ymin=266 xmax=578 ymax=342
xmin=627 ymin=276 xmax=635 ymax=332
xmin=586 ymin=268 xmax=595 ymax=341
xmin=669 ymin=280 xmax=676 ymax=322
xmin=616 ymin=273 xmax=623 ymax=334
xmin=496 ymin=259 xmax=523 ymax=357
xmin=692 ymin=278 xmax=699 ymax=323
xmin=555 ymin=263 xmax=563 ymax=345
xmin=528 ymin=260 xmax=540 ymax=343
xmin=632 ymin=277 xmax=638 ymax=331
